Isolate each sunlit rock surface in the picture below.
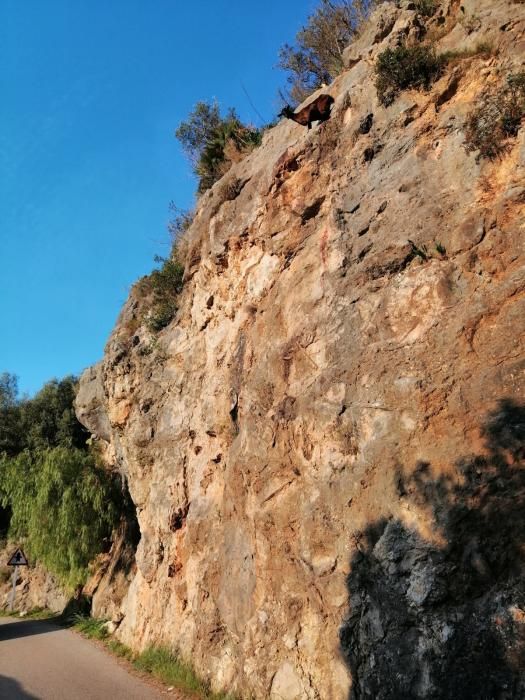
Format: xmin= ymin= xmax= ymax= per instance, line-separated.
xmin=76 ymin=1 xmax=525 ymax=696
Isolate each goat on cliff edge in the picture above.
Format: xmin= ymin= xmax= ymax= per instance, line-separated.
xmin=278 ymin=94 xmax=335 ymax=130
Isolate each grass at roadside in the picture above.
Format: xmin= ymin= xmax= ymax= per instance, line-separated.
xmin=0 ymin=606 xmax=57 ymax=620
xmin=1 ymin=609 xmax=240 ymax=699
xmin=72 ymin=614 xmax=109 ymax=640
xmin=73 ymin=615 xmax=238 ymax=700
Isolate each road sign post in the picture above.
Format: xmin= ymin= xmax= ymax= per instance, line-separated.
xmin=7 ymin=548 xmax=29 ymax=612
xmin=9 ymin=567 xmax=19 ymax=611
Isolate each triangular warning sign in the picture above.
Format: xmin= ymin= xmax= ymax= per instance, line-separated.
xmin=7 ymin=548 xmax=28 ymax=566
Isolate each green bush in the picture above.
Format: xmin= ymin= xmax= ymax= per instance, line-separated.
xmin=441 ymin=41 xmax=495 ymax=63
xmin=134 ymin=647 xmax=205 ymax=694
xmin=375 ymin=44 xmax=444 ymax=106
xmin=278 ymin=0 xmax=374 ymax=105
xmin=414 ymin=0 xmax=438 ymax=17
xmin=69 ymin=630 xmax=237 ymax=699
xmin=465 ymin=71 xmax=525 ymax=159
xmin=176 ymin=101 xmax=261 ymax=194
xmin=106 ymin=639 xmax=134 ymax=660
xmin=139 ymin=255 xmax=185 ymax=332
xmin=196 ymin=117 xmax=260 ymax=194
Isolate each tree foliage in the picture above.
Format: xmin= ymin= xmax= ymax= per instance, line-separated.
xmin=0 ymin=373 xmax=21 ymax=456
xmin=0 ymin=375 xmax=88 ymax=456
xmin=175 ymin=101 xmax=261 ymax=194
xmin=175 ymin=101 xmax=223 ymax=166
xmin=0 ymin=374 xmax=124 ymax=587
xmin=278 ymin=0 xmax=375 ymax=105
xmin=0 ymin=448 xmax=118 ymax=586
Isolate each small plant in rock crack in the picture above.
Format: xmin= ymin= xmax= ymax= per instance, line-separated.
xmin=414 ymin=0 xmax=438 ymax=17
xmin=408 ymin=239 xmax=429 ymax=261
xmin=460 ymin=11 xmax=482 ymax=34
xmin=435 ymin=241 xmax=447 ymax=257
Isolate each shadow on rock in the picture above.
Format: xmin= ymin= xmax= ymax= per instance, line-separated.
xmin=60 ymin=590 xmax=92 ymax=624
xmin=340 ymin=398 xmax=525 ymax=699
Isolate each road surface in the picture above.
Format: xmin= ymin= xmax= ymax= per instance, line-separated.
xmin=0 ymin=616 xmax=170 ymax=699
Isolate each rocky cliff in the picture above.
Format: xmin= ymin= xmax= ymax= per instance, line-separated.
xmin=76 ymin=1 xmax=525 ymax=697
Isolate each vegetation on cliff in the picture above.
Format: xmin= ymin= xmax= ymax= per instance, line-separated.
xmin=278 ymin=0 xmax=374 ymax=104
xmin=75 ymin=615 xmax=237 ymax=699
xmin=138 ymin=254 xmax=185 ymax=332
xmin=375 ymin=44 xmax=445 ymax=106
xmin=173 ymin=1 xmax=376 ymax=198
xmin=465 ymin=70 xmax=525 ymax=159
xmin=175 ymin=100 xmax=261 ymax=195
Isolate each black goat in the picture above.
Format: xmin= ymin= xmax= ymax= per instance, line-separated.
xmin=278 ymin=94 xmax=335 ymax=130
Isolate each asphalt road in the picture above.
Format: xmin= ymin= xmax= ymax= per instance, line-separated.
xmin=0 ymin=617 xmax=169 ymax=699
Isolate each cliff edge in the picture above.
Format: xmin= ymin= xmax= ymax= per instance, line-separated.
xmin=76 ymin=1 xmax=525 ymax=697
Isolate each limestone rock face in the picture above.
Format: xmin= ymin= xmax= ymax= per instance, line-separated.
xmin=76 ymin=1 xmax=525 ymax=696
xmin=0 ymin=544 xmax=67 ymax=614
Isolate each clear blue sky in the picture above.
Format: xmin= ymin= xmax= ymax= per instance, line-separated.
xmin=1 ymin=0 xmax=313 ymax=395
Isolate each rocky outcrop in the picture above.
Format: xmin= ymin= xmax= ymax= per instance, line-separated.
xmin=0 ymin=544 xmax=67 ymax=614
xmin=76 ymin=1 xmax=525 ymax=697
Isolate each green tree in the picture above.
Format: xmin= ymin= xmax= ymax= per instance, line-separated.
xmin=19 ymin=376 xmax=88 ymax=451
xmin=0 ymin=374 xmax=129 ymax=586
xmin=0 ymin=447 xmax=118 ymax=586
xmin=0 ymin=373 xmax=21 ymax=456
xmin=278 ymin=0 xmax=375 ymax=105
xmin=175 ymin=101 xmax=223 ymax=166
xmin=0 ymin=375 xmax=88 ymax=456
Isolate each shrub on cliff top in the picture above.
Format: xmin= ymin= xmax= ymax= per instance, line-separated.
xmin=176 ymin=101 xmax=261 ymax=194
xmin=464 ymin=71 xmax=525 ymax=159
xmin=278 ymin=0 xmax=375 ymax=105
xmin=136 ymin=206 xmax=191 ymax=335
xmin=375 ymin=44 xmax=444 ymax=105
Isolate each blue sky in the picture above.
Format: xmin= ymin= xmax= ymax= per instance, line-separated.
xmin=1 ymin=0 xmax=313 ymax=395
